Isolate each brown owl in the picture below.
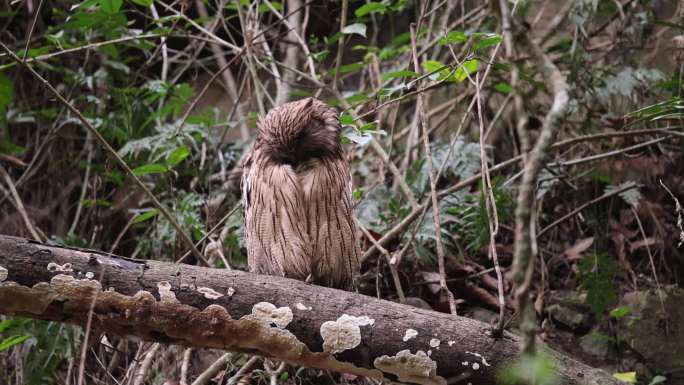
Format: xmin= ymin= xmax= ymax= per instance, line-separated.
xmin=241 ymin=98 xmax=360 ymax=290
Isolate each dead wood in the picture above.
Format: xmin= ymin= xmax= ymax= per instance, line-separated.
xmin=0 ymin=234 xmax=617 ymax=385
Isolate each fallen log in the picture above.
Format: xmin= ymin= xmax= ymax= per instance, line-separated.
xmin=0 ymin=234 xmax=616 ymax=385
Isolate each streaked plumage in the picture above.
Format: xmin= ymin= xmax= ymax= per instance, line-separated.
xmin=241 ymin=98 xmax=360 ymax=290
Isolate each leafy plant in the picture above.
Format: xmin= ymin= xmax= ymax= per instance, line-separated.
xmin=578 ymin=254 xmax=620 ymax=315
xmin=446 ymin=178 xmax=514 ymax=252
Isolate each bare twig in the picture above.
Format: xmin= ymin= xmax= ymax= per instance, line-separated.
xmin=538 ymin=183 xmax=637 ymax=237
xmin=554 ymin=137 xmax=668 ymax=167
xmin=68 ymin=133 xmax=92 ymax=235
xmin=631 ymin=207 xmax=667 ymax=313
xmin=410 ymin=23 xmax=457 ymax=315
xmin=194 ymin=0 xmax=250 ymax=141
xmin=331 ymin=0 xmax=348 ymax=92
xmin=226 ymin=356 xmax=259 ymax=385
xmin=263 ymin=0 xmax=317 ymax=81
xmin=191 ymin=353 xmax=233 ymax=385
xmin=175 ymin=51 xmax=245 ymax=135
xmin=132 ymin=343 xmax=161 ymax=385
xmin=0 ymin=165 xmax=44 ymax=242
xmin=180 ymin=348 xmax=192 ymax=385
xmin=0 ymin=33 xmax=165 ymax=70
xmin=21 ymin=0 xmax=44 ymax=62
xmin=77 ymin=266 xmax=105 ymax=385
xmin=177 ymin=203 xmax=241 ymax=263
xmin=356 ymin=219 xmax=406 ymax=303
xmin=155 ymin=1 xmax=241 ymax=52
xmin=234 ymin=0 xmax=266 ymax=115
xmin=273 ymin=0 xmax=305 ymax=105
xmin=472 ymin=70 xmax=506 ymax=334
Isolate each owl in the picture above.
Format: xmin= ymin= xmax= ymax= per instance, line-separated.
xmin=241 ymin=98 xmax=360 ymax=290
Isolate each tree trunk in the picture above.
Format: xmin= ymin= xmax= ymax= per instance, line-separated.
xmin=0 ymin=235 xmax=616 ymax=385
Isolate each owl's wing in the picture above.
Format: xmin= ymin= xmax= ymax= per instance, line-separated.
xmin=299 ymin=157 xmax=360 ymax=289
xmin=242 ymin=151 xmax=311 ymax=280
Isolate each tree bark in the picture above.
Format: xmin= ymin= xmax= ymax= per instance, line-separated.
xmin=0 ymin=234 xmax=616 ymax=385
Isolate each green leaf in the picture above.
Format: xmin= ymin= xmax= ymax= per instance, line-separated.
xmin=166 ymin=146 xmax=190 ymax=167
xmin=0 ymin=139 xmax=25 ymax=156
xmin=0 ymin=72 xmax=13 ymax=122
xmin=132 ymin=209 xmax=159 ymax=224
xmin=422 ymin=59 xmax=476 ymax=83
xmin=65 ymin=10 xmax=127 ymax=31
xmin=439 ymin=31 xmax=467 ymax=45
xmin=258 ymin=1 xmax=282 ymax=13
xmin=0 ymin=335 xmax=29 ymax=352
xmin=613 ymin=372 xmax=637 ymax=383
xmin=609 ymin=306 xmax=632 ymax=319
xmin=341 ymin=23 xmax=367 ymax=38
xmin=352 ymin=188 xmax=362 ymax=200
xmin=339 ymin=113 xmax=355 ymax=125
xmin=422 ymin=59 xmax=447 ymax=74
xmin=382 ymin=70 xmax=419 ymax=80
xmin=133 ymin=163 xmax=167 ymax=176
xmin=648 ymin=375 xmax=667 ymax=385
xmin=473 ymin=33 xmax=502 ymax=50
xmin=82 ymin=199 xmax=112 ymax=208
xmin=494 ymin=82 xmax=512 ymax=94
xmin=358 ymin=121 xmax=377 ymax=133
xmin=354 ymin=2 xmax=387 ymax=17
xmin=130 ymin=0 xmax=153 ymax=6
xmin=16 ymin=46 xmax=50 ymax=59
xmin=454 ymin=59 xmax=478 ymax=82
xmin=335 ymin=62 xmax=365 ymax=74
xmin=99 ymin=0 xmax=122 ymax=13
xmin=421 ymin=59 xmax=453 ymax=81
xmin=346 ymin=92 xmax=369 ymax=105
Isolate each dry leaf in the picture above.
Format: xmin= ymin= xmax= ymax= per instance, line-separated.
xmin=564 ymin=237 xmax=594 ymax=261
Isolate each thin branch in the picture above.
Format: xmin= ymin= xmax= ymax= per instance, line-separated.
xmin=410 ymin=23 xmax=457 ymax=315
xmin=0 ymin=165 xmax=44 ymax=242
xmin=356 ymin=219 xmax=406 ymax=303
xmin=175 ymin=51 xmax=245 ymax=135
xmin=77 ymin=266 xmax=104 ymax=385
xmin=181 ymin=348 xmax=192 ymax=385
xmin=155 ymin=1 xmax=241 ymax=52
xmin=191 ymin=353 xmax=233 ymax=385
xmin=177 ymin=203 xmax=241 ymax=263
xmin=538 ymin=182 xmax=637 ymax=237
xmin=511 ymin=29 xmax=569 ymax=355
xmin=21 ymin=0 xmax=44 ymax=62
xmin=473 ymin=70 xmax=506 ymax=335
xmin=68 ymin=133 xmax=92 ymax=235
xmin=331 ymin=0 xmax=348 ymax=92
xmin=631 ymin=207 xmax=667 ymax=313
xmin=132 ymin=343 xmax=161 ymax=385
xmin=226 ymin=356 xmax=259 ymax=385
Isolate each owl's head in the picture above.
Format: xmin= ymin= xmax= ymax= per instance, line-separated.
xmin=257 ymin=98 xmax=343 ymax=165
